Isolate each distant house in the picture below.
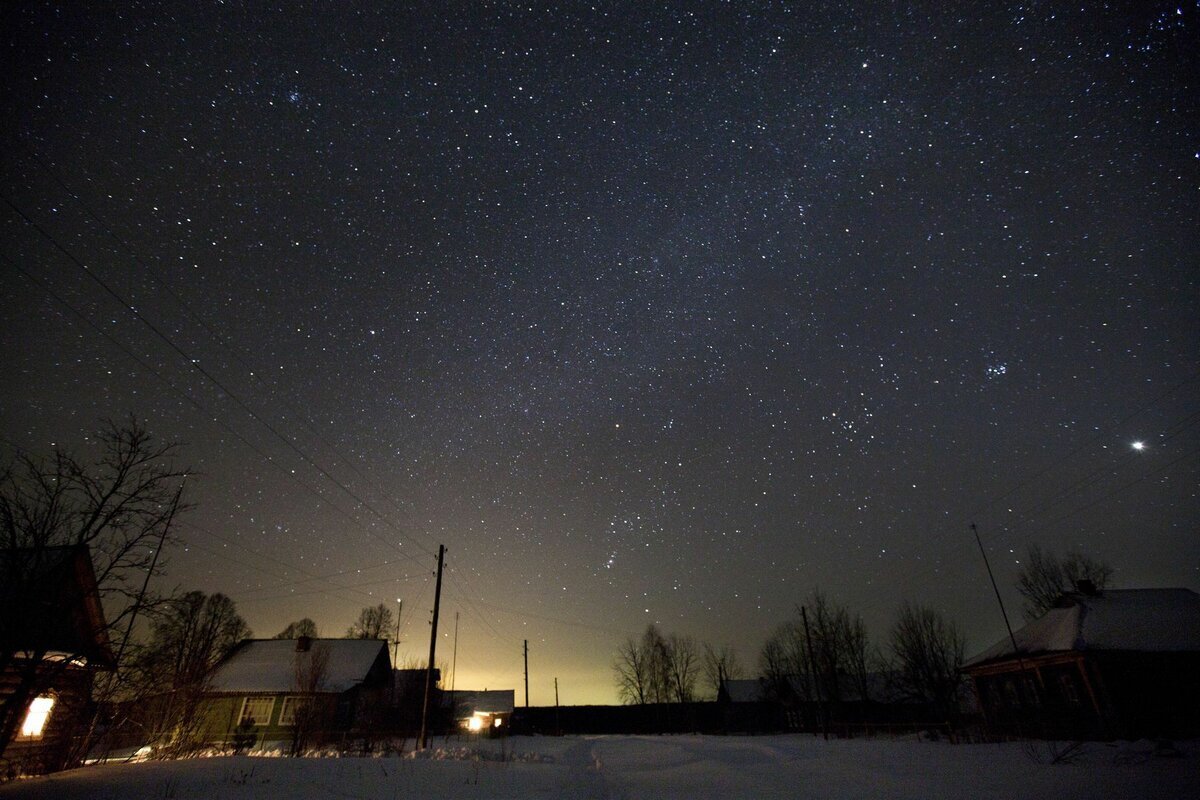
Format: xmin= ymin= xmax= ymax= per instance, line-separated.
xmin=718 ymin=678 xmax=788 ymax=732
xmin=964 ymin=586 xmax=1200 ymax=739
xmin=0 ymin=545 xmax=115 ymax=775
xmin=446 ymin=689 xmax=515 ymax=734
xmin=199 ymin=637 xmax=391 ymax=748
xmin=389 ymin=667 xmax=440 ymax=732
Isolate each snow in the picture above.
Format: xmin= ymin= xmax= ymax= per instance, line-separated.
xmin=967 ymin=588 xmax=1200 ymax=666
xmin=3 ymin=734 xmax=1197 ymax=799
xmin=208 ymin=639 xmax=386 ymax=694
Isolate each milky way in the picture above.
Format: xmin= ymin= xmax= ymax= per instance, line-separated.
xmin=2 ymin=2 xmax=1197 ymax=702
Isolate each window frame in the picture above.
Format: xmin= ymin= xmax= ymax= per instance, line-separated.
xmin=278 ymin=696 xmax=303 ymax=726
xmin=237 ymin=696 xmax=276 ymax=727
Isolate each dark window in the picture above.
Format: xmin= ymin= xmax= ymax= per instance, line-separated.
xmin=1058 ymin=674 xmax=1081 ymax=705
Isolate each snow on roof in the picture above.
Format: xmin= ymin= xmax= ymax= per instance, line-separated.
xmin=966 ymin=588 xmax=1200 ymax=667
xmin=722 ymin=679 xmax=769 ymax=703
xmin=208 ymin=638 xmax=388 ymax=693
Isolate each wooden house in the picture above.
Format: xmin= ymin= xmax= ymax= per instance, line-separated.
xmin=199 ymin=637 xmax=391 ymax=749
xmin=0 ymin=545 xmax=115 ymax=775
xmin=964 ymin=586 xmax=1200 ymax=739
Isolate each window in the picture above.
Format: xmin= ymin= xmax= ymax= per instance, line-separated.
xmin=1058 ymin=674 xmax=1081 ymax=705
xmin=278 ymin=696 xmax=305 ymax=726
xmin=20 ymin=696 xmax=55 ymax=739
xmin=238 ymin=697 xmax=275 ymax=727
xmin=1003 ymin=680 xmax=1020 ymax=709
xmin=1022 ymin=676 xmax=1041 ymax=708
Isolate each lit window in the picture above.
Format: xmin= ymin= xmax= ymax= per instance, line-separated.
xmin=21 ymin=696 xmax=55 ymax=738
xmin=238 ymin=697 xmax=275 ymax=727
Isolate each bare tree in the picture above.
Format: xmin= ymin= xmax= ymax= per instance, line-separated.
xmin=614 ymin=633 xmax=652 ymax=705
xmin=888 ymin=602 xmax=965 ymax=719
xmin=805 ymin=591 xmax=871 ymax=705
xmin=0 ymin=419 xmax=189 ymax=757
xmin=759 ymin=620 xmax=811 ymax=700
xmin=643 ymin=625 xmax=673 ymax=703
xmin=289 ymin=642 xmax=331 ymax=756
xmin=614 ymin=626 xmax=701 ymax=704
xmin=131 ymin=591 xmax=250 ymax=755
xmin=346 ymin=603 xmax=394 ymax=639
xmin=1017 ymin=544 xmax=1114 ymax=619
xmin=701 ymin=643 xmax=742 ymax=700
xmin=759 ymin=592 xmax=872 ymax=709
xmin=275 ymin=619 xmax=319 ymax=639
xmin=666 ymin=634 xmax=699 ymax=703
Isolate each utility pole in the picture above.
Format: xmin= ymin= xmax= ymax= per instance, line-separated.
xmin=554 ymin=677 xmax=560 ymax=736
xmin=446 ymin=614 xmax=453 ymax=719
xmin=419 ymin=544 xmax=445 ymax=750
xmin=523 ymin=639 xmax=530 ymax=708
xmin=800 ymin=605 xmax=827 ymax=741
xmin=450 ymin=611 xmax=459 ymax=709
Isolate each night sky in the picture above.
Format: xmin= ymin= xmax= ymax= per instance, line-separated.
xmin=2 ymin=2 xmax=1197 ymax=704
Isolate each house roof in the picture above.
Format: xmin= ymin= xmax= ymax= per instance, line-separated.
xmin=721 ymin=678 xmax=770 ymax=703
xmin=0 ymin=545 xmax=115 ymax=667
xmin=207 ymin=638 xmax=389 ymax=693
xmin=966 ymin=588 xmax=1200 ymax=668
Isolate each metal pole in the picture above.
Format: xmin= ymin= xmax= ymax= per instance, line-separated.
xmin=524 ymin=640 xmax=529 ymax=708
xmin=116 ymin=482 xmax=183 ymax=667
xmin=971 ymin=523 xmax=1023 ymax=659
xmin=971 ymin=523 xmax=1039 ymax=709
xmin=393 ymin=598 xmax=403 ymax=667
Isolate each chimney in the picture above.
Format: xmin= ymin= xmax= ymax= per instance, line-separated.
xmin=1075 ymin=579 xmax=1098 ymax=597
xmin=296 ymin=635 xmax=312 ymax=652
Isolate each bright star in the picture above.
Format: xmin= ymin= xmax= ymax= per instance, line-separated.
xmin=1131 ymin=441 xmax=1146 ymax=451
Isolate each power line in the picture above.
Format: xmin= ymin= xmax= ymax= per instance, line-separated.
xmin=3 ymin=191 xmax=436 ymax=567
xmin=10 ymin=136 xmax=411 ymax=523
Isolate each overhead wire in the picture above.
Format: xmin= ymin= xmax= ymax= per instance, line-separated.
xmin=3 ymin=191 xmax=436 ymax=571
xmin=3 ymin=253 xmax=438 ymax=598
xmin=7 ymin=137 xmax=393 ymax=494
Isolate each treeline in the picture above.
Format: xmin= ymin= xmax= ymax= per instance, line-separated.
xmin=613 ymin=628 xmax=742 ymax=704
xmin=614 ymin=545 xmax=1114 ymax=720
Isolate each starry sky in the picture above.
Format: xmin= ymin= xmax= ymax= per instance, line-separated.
xmin=2 ymin=2 xmax=1198 ymax=704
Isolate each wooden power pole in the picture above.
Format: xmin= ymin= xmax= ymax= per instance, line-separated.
xmin=419 ymin=544 xmax=445 ymax=749
xmin=523 ymin=639 xmax=530 ymax=708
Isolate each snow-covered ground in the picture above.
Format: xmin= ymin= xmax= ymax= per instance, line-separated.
xmin=3 ymin=734 xmax=1197 ymax=799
